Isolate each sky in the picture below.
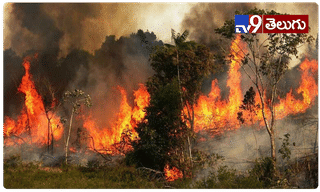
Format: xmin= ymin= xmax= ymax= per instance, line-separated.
xmin=3 ymin=2 xmax=318 ymax=58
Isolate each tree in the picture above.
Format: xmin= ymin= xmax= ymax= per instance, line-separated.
xmin=148 ymin=29 xmax=222 ymax=167
xmin=237 ymin=87 xmax=260 ymax=157
xmin=63 ymin=89 xmax=92 ymax=164
xmin=216 ymin=8 xmax=314 ymax=172
xmin=129 ymin=80 xmax=188 ymax=171
xmin=37 ymin=77 xmax=61 ymax=155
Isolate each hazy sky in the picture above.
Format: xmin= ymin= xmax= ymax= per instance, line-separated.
xmin=3 ymin=2 xmax=318 ymax=59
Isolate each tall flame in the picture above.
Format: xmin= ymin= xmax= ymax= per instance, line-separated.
xmin=4 ymin=56 xmax=63 ymax=146
xmin=192 ymin=35 xmax=318 ymax=135
xmin=82 ymin=84 xmax=150 ymax=154
xmin=192 ymin=35 xmax=246 ymax=134
xmin=3 ymin=37 xmax=317 ymax=182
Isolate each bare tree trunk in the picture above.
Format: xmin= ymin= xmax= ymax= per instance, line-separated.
xmin=187 ymin=136 xmax=192 ymax=167
xmin=270 ymin=85 xmax=277 ymax=172
xmin=270 ymin=130 xmax=277 ymax=175
xmin=189 ymin=100 xmax=195 ymax=167
xmin=65 ymin=108 xmax=74 ymax=165
xmin=25 ymin=108 xmax=32 ymax=144
xmin=250 ymin=120 xmax=259 ymax=158
xmin=257 ymin=85 xmax=277 ymax=174
xmin=314 ymin=125 xmax=318 ymax=153
xmin=47 ymin=119 xmax=50 ymax=153
xmin=176 ymin=48 xmax=193 ymax=168
xmin=51 ymin=124 xmax=55 ymax=155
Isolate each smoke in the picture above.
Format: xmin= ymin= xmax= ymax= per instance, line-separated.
xmin=182 ymin=3 xmax=318 ymax=69
xmin=183 ymin=3 xmax=254 ymax=44
xmin=3 ymin=4 xmax=165 ymax=157
xmin=64 ymin=31 xmax=163 ymax=128
xmin=182 ymin=3 xmax=318 ymax=177
xmin=182 ymin=3 xmax=255 ymax=57
xmin=4 ymin=3 xmax=139 ymax=57
xmin=195 ymin=111 xmax=318 ymax=178
xmin=4 ymin=3 xmax=192 ymax=58
xmin=3 ymin=30 xmax=163 ymax=155
xmin=182 ymin=3 xmax=255 ymax=97
xmin=183 ymin=2 xmax=318 ymax=103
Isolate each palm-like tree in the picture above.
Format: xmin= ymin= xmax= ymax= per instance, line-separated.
xmin=165 ymin=29 xmax=193 ymax=166
xmin=165 ymin=29 xmax=189 ymax=105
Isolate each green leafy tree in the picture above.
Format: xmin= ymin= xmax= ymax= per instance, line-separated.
xmin=216 ymin=8 xmax=314 ymax=172
xmin=148 ymin=29 xmax=222 ymax=166
xmin=129 ymin=80 xmax=188 ymax=171
xmin=63 ymin=89 xmax=92 ymax=164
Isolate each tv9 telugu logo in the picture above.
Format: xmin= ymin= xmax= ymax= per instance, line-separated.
xmin=235 ymin=15 xmax=308 ymax=33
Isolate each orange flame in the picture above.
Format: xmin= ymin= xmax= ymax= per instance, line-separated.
xmin=164 ymin=164 xmax=183 ymax=182
xmin=275 ymin=58 xmax=318 ymax=119
xmin=4 ymin=56 xmax=63 ymax=146
xmin=192 ymin=35 xmax=245 ymax=134
xmin=192 ymin=35 xmax=318 ymax=135
xmin=82 ymin=84 xmax=150 ymax=154
xmin=3 ymin=36 xmax=317 ymax=161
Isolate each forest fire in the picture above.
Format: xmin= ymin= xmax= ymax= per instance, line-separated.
xmin=4 ymin=56 xmax=63 ymax=146
xmin=164 ymin=164 xmax=184 ymax=182
xmin=3 ymin=54 xmax=150 ymax=154
xmin=3 ymin=35 xmax=317 ymax=183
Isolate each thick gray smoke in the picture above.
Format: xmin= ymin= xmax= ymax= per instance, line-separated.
xmin=3 ymin=3 xmax=163 ymax=117
xmin=182 ymin=3 xmax=255 ymax=49
xmin=3 ymin=3 xmax=164 ymax=162
xmin=182 ymin=3 xmax=256 ymax=98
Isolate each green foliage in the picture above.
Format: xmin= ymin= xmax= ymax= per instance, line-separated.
xmin=133 ymin=29 xmax=223 ymax=175
xmin=4 ymin=160 xmax=163 ymax=189
xmin=192 ymin=151 xmax=224 ymax=168
xmin=237 ymin=87 xmax=260 ymax=124
xmin=216 ymin=166 xmax=238 ymax=188
xmin=149 ymin=29 xmax=221 ymax=107
xmin=4 ymin=153 xmax=318 ymax=189
xmin=195 ymin=165 xmax=264 ymax=189
xmin=87 ymin=159 xmax=100 ymax=170
xmin=278 ymin=133 xmax=292 ymax=161
xmin=171 ymin=29 xmax=189 ymax=47
xmin=236 ymin=174 xmax=265 ymax=189
xmin=249 ymin=157 xmax=276 ymax=187
xmin=128 ymin=80 xmax=188 ymax=171
xmin=4 ymin=154 xmax=22 ymax=169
